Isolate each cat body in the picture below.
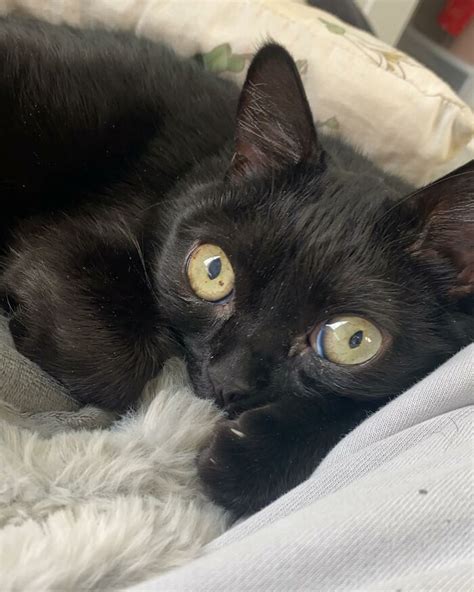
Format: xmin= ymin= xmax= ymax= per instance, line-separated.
xmin=1 ymin=17 xmax=472 ymax=516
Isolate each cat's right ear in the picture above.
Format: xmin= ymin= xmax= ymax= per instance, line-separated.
xmin=228 ymin=44 xmax=323 ymax=182
xmin=406 ymin=159 xmax=474 ymax=299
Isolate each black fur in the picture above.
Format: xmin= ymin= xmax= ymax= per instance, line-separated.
xmin=0 ymin=17 xmax=472 ymax=517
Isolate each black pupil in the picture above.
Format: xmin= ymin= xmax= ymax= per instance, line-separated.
xmin=206 ymin=257 xmax=222 ymax=280
xmin=349 ymin=330 xmax=363 ymax=349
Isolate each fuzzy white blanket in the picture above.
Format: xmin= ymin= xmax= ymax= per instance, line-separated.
xmin=0 ymin=356 xmax=229 ymax=590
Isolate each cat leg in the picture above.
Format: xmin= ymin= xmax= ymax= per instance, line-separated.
xmin=1 ymin=202 xmax=178 ymax=411
xmin=198 ymin=395 xmax=375 ymax=517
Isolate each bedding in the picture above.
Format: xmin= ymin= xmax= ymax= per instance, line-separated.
xmin=0 ymin=354 xmax=229 ymax=590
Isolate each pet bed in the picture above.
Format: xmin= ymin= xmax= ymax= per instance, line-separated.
xmin=0 ymin=1 xmax=473 ymax=590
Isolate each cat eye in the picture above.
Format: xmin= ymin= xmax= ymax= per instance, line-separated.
xmin=310 ymin=315 xmax=383 ymax=365
xmin=186 ymin=243 xmax=235 ymax=302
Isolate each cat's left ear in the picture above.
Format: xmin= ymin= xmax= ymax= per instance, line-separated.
xmin=407 ymin=159 xmax=473 ymax=298
xmin=228 ymin=44 xmax=322 ymax=181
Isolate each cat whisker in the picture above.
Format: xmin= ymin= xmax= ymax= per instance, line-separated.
xmin=116 ymin=220 xmax=159 ymax=301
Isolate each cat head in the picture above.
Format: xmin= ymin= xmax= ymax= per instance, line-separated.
xmin=156 ymin=44 xmax=473 ymax=418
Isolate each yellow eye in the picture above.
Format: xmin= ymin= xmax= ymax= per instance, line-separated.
xmin=310 ymin=315 xmax=383 ymax=365
xmin=186 ymin=244 xmax=235 ymax=302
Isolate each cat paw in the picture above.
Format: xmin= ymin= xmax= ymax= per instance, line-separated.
xmin=197 ymin=406 xmax=284 ymax=517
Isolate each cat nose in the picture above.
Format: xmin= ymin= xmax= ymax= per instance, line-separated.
xmin=208 ymin=366 xmax=250 ymax=408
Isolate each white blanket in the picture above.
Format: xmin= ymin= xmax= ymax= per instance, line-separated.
xmin=132 ymin=344 xmax=474 ymax=592
xmin=0 ymin=358 xmax=228 ymax=590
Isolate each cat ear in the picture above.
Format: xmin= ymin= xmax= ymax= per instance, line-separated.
xmin=228 ymin=44 xmax=322 ymax=181
xmin=407 ymin=159 xmax=474 ymax=298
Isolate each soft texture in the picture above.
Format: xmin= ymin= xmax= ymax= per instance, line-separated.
xmin=0 ymin=314 xmax=115 ymax=435
xmin=132 ymin=344 xmax=474 ymax=592
xmin=0 ymin=358 xmax=229 ymax=591
xmin=0 ymin=0 xmax=473 ymax=185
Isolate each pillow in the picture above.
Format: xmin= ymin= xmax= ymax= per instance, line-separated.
xmin=3 ymin=0 xmax=473 ymax=185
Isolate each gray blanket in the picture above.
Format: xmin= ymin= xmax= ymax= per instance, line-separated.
xmin=0 ymin=315 xmax=114 ymax=434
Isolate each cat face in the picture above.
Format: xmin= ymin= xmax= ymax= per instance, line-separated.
xmin=156 ymin=45 xmax=473 ymax=415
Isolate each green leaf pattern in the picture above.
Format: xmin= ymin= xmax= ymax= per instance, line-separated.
xmin=316 ymin=116 xmax=340 ymax=131
xmin=197 ymin=45 xmax=307 ymax=77
xmin=319 ymin=18 xmax=346 ymax=35
xmin=200 ymin=43 xmax=247 ymax=74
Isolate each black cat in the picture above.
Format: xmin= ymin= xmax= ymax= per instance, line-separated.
xmin=0 ymin=17 xmax=472 ymax=517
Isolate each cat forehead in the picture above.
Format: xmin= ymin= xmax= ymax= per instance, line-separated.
xmin=175 ymin=165 xmax=405 ymax=282
xmin=221 ymin=176 xmax=398 ymax=256
xmin=189 ymin=167 xmax=394 ymax=225
xmin=182 ymin=185 xmax=401 ymax=300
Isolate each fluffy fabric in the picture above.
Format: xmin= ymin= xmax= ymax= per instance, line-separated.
xmin=0 ymin=359 xmax=229 ymax=591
